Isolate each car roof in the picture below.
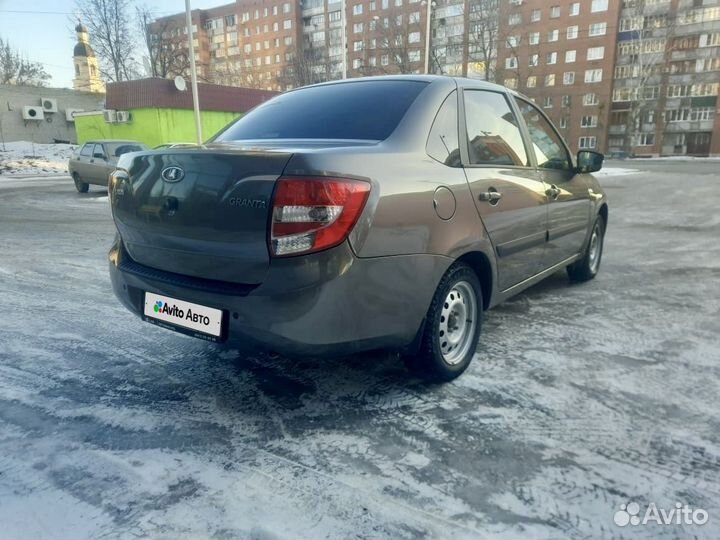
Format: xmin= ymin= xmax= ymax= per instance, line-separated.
xmin=84 ymin=139 xmax=145 ymax=144
xmin=299 ymin=74 xmax=512 ymax=94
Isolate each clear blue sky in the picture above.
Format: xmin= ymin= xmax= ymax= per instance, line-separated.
xmin=0 ymin=0 xmax=226 ymax=88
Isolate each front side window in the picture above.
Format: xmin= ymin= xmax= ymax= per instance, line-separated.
xmin=80 ymin=144 xmax=93 ymax=157
xmin=214 ymin=81 xmax=428 ymax=141
xmin=426 ymin=91 xmax=460 ymax=167
xmin=463 ymin=90 xmax=529 ymax=167
xmin=515 ymin=98 xmax=572 ymax=171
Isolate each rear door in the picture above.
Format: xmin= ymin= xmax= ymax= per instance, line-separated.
xmin=461 ymin=89 xmax=549 ymax=291
xmin=86 ymin=143 xmax=109 ymax=184
xmin=73 ymin=143 xmax=93 ymax=177
xmin=514 ymin=98 xmax=591 ymax=267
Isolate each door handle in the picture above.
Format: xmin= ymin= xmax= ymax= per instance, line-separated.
xmin=546 ymin=185 xmax=561 ymax=199
xmin=479 ymin=191 xmax=502 ymax=204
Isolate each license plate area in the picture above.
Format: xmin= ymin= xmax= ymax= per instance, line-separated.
xmin=143 ymin=292 xmax=226 ymax=342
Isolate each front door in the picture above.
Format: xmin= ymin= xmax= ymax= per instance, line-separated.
xmin=687 ymin=132 xmax=711 ymax=156
xmin=514 ymin=98 xmax=592 ymax=267
xmin=462 ymin=89 xmax=549 ymax=291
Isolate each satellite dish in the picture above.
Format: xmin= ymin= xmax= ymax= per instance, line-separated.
xmin=174 ymin=76 xmax=187 ymax=92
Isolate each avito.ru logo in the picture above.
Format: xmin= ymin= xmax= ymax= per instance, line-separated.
xmin=152 ymin=299 xmax=211 ymax=326
xmin=614 ymin=502 xmax=709 ymax=527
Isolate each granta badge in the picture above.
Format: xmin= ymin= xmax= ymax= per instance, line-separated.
xmin=161 ymin=166 xmax=185 ymax=183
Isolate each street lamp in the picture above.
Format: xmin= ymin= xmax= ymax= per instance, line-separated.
xmin=185 ymin=0 xmax=202 ymax=144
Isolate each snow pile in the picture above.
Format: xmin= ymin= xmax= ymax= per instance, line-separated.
xmin=595 ymin=167 xmax=640 ymax=177
xmin=0 ymin=141 xmax=76 ymax=176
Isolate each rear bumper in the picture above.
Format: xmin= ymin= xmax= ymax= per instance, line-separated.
xmin=109 ymin=236 xmax=452 ymax=356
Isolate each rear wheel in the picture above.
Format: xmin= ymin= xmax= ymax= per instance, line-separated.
xmin=567 ymin=215 xmax=605 ymax=282
xmin=406 ymin=262 xmax=483 ymax=382
xmin=73 ymin=173 xmax=89 ymax=193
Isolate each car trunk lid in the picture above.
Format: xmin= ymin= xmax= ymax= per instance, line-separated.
xmin=111 ymin=149 xmax=291 ymax=284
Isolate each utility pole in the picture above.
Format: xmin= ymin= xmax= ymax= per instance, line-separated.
xmin=424 ymin=0 xmax=433 ymax=74
xmin=341 ymin=0 xmax=348 ymax=78
xmin=185 ymin=0 xmax=203 ymax=144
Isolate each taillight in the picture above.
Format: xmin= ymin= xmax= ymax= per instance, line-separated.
xmin=270 ymin=176 xmax=371 ymax=257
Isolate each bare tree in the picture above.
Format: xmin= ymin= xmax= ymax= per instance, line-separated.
xmin=75 ymin=0 xmax=138 ymax=81
xmin=464 ymin=0 xmax=499 ymax=81
xmin=280 ymin=41 xmax=335 ymax=88
xmin=137 ymin=8 xmax=192 ymax=79
xmin=0 ymin=36 xmax=51 ymax=86
xmin=364 ymin=8 xmax=424 ymax=75
xmin=613 ymin=3 xmax=677 ymax=154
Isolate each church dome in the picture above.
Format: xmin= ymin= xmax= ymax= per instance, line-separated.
xmin=75 ymin=22 xmax=88 ymax=33
xmin=74 ymin=42 xmax=95 ymax=57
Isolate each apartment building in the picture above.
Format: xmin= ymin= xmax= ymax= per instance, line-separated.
xmin=610 ymin=0 xmax=720 ymax=156
xmin=149 ymin=0 xmax=497 ymax=91
xmin=496 ymin=0 xmax=622 ymax=154
xmin=150 ymin=1 xmax=300 ymax=91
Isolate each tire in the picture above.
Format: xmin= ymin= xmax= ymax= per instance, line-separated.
xmin=405 ymin=262 xmax=483 ymax=382
xmin=567 ymin=215 xmax=605 ymax=282
xmin=73 ymin=173 xmax=89 ymax=193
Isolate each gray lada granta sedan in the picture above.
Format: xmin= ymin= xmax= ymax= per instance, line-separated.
xmin=108 ymin=75 xmax=607 ymax=382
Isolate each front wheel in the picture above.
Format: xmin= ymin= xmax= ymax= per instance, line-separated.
xmin=73 ymin=173 xmax=89 ymax=193
xmin=405 ymin=262 xmax=483 ymax=382
xmin=567 ymin=215 xmax=605 ymax=282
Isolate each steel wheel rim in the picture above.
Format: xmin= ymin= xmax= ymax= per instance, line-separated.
xmin=438 ymin=280 xmax=477 ymax=365
xmin=588 ymin=222 xmax=603 ymax=273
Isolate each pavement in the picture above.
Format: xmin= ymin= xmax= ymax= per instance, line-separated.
xmin=0 ymin=162 xmax=718 ymax=539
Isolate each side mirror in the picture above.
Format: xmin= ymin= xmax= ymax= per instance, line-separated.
xmin=576 ymin=150 xmax=604 ymax=173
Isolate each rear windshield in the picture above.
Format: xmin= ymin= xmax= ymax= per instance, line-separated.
xmin=214 ymin=80 xmax=428 ymax=142
xmin=108 ymin=143 xmax=145 ymax=157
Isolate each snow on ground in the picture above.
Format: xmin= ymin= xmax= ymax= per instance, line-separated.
xmin=0 ymin=141 xmax=76 ymax=176
xmin=595 ymin=167 xmax=641 ymax=177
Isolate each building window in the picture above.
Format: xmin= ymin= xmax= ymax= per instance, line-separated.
xmin=283 ymin=2 xmax=291 ymax=13
xmin=566 ymin=50 xmax=576 ymax=63
xmin=585 ymin=68 xmax=603 ymax=83
xmin=560 ymin=117 xmax=568 ymax=128
xmin=562 ymin=95 xmax=571 ymax=107
xmin=544 ymin=96 xmax=553 ymax=108
xmin=529 ymin=54 xmax=539 ymax=66
xmin=509 ymin=14 xmax=521 ymax=25
xmin=381 ymin=54 xmax=389 ymax=65
xmin=587 ymin=46 xmax=605 ymax=60
xmin=531 ymin=9 xmax=541 ymax=22
xmin=527 ymin=76 xmax=537 ymax=88
xmin=548 ymin=29 xmax=559 ymax=42
xmin=550 ymin=6 xmax=560 ymax=18
xmin=504 ymin=78 xmax=518 ymax=89
xmin=353 ymin=40 xmax=363 ymax=51
xmin=529 ymin=32 xmax=540 ymax=45
xmin=591 ymin=0 xmax=609 ymax=13
xmin=581 ymin=115 xmax=598 ymax=127
xmin=579 ymin=136 xmax=597 ymax=149
xmin=283 ymin=19 xmax=292 ymax=29
xmin=353 ymin=22 xmax=363 ymax=33
xmin=353 ymin=4 xmax=363 ymax=14
xmin=589 ymin=22 xmax=607 ymax=36
xmin=505 ymin=57 xmax=518 ymax=69
xmin=409 ymin=31 xmax=420 ymax=43
xmin=691 ymin=107 xmax=714 ymax=121
xmin=638 ymin=133 xmax=655 ymax=146
xmin=570 ymin=2 xmax=580 ymax=16
xmin=583 ymin=93 xmax=599 ymax=105
xmin=330 ymin=10 xmax=341 ymax=21
xmin=567 ymin=26 xmax=578 ymax=40
xmin=563 ymin=72 xmax=575 ymax=85
xmin=545 ymin=74 xmax=556 ymax=87
xmin=75 ymin=64 xmax=80 ymax=76
xmin=547 ymin=52 xmax=558 ymax=64
xmin=353 ymin=58 xmax=362 ymax=69
xmin=506 ymin=35 xmax=520 ymax=48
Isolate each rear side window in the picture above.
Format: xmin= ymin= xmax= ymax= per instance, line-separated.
xmin=215 ymin=80 xmax=428 ymax=141
xmin=80 ymin=144 xmax=93 ymax=157
xmin=426 ymin=91 xmax=461 ymax=167
xmin=111 ymin=144 xmax=144 ymax=156
xmin=463 ymin=90 xmax=529 ymax=167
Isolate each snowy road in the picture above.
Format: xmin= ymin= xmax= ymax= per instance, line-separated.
xmin=0 ymin=165 xmax=719 ymax=539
